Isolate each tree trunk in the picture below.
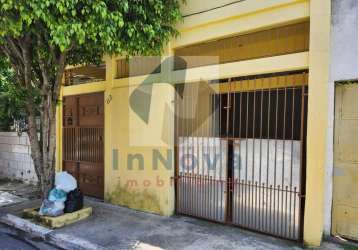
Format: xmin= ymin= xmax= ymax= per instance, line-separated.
xmin=42 ymin=102 xmax=57 ymax=198
xmin=1 ymin=35 xmax=66 ymax=199
xmin=26 ymin=94 xmax=57 ymax=198
xmin=40 ymin=96 xmax=57 ymax=198
xmin=27 ymin=110 xmax=43 ymax=194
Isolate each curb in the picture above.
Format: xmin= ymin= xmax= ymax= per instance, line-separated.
xmin=47 ymin=233 xmax=107 ymax=250
xmin=0 ymin=213 xmax=52 ymax=239
xmin=0 ymin=213 xmax=107 ymax=250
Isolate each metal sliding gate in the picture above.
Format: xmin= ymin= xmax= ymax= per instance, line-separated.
xmin=174 ymin=71 xmax=308 ymax=241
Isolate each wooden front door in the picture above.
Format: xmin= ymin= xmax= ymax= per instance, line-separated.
xmin=62 ymin=92 xmax=104 ymax=199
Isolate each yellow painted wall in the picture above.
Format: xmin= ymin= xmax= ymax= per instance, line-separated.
xmin=105 ymin=80 xmax=175 ymax=216
xmin=56 ymin=0 xmax=332 ymax=246
xmin=332 ymin=84 xmax=358 ymax=241
xmin=174 ymin=0 xmax=309 ymax=48
xmin=304 ymin=0 xmax=331 ymax=247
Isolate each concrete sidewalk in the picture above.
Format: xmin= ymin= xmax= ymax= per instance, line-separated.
xmin=16 ymin=198 xmax=346 ymax=249
xmin=0 ymin=179 xmax=40 ymax=207
xmin=0 ymin=198 xmax=345 ymax=250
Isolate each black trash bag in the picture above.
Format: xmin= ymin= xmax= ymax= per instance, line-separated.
xmin=64 ymin=188 xmax=83 ymax=213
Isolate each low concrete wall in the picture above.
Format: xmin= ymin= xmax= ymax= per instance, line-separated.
xmin=0 ymin=132 xmax=38 ymax=183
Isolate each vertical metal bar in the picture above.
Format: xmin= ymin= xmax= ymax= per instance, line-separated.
xmin=298 ymin=74 xmax=307 ymax=240
xmin=88 ymin=128 xmax=90 ymax=162
xmin=63 ymin=128 xmax=65 ymax=161
xmin=198 ymin=87 xmax=203 ymax=219
xmin=212 ymin=89 xmax=216 ymax=220
xmin=213 ymin=93 xmax=217 ymax=220
xmin=274 ymin=84 xmax=279 ymax=235
xmin=91 ymin=128 xmax=94 ymax=162
xmin=178 ymin=86 xmax=183 ymax=214
xmin=285 ymin=184 xmax=288 ymax=238
xmin=293 ymin=186 xmax=297 ymax=239
xmin=187 ymin=85 xmax=192 ymax=216
xmin=277 ymin=184 xmax=281 ymax=235
xmin=198 ymin=90 xmax=202 ymax=218
xmin=70 ymin=102 xmax=74 ymax=160
xmin=202 ymin=88 xmax=209 ymax=219
xmin=65 ymin=128 xmax=67 ymax=161
xmin=181 ymin=88 xmax=185 ymax=214
xmin=87 ymin=128 xmax=89 ymax=161
xmin=95 ymin=128 xmax=97 ymax=162
xmin=77 ymin=128 xmax=79 ymax=166
xmin=81 ymin=128 xmax=84 ymax=162
xmin=225 ymin=79 xmax=231 ymax=222
xmin=84 ymin=128 xmax=89 ymax=161
xmin=184 ymin=84 xmax=189 ymax=214
xmin=88 ymin=128 xmax=92 ymax=161
xmin=259 ymin=78 xmax=264 ymax=231
xmin=266 ymin=76 xmax=272 ymax=232
xmin=232 ymin=86 xmax=236 ymax=224
xmin=245 ymin=85 xmax=249 ymax=227
xmin=73 ymin=128 xmax=75 ymax=161
xmin=210 ymin=93 xmax=214 ymax=220
xmin=85 ymin=128 xmax=88 ymax=162
xmin=238 ymin=84 xmax=243 ymax=225
xmin=211 ymin=92 xmax=217 ymax=219
xmin=93 ymin=128 xmax=95 ymax=162
xmin=269 ymin=184 xmax=273 ymax=233
xmin=98 ymin=128 xmax=101 ymax=162
xmin=71 ymin=127 xmax=73 ymax=161
xmin=174 ymin=87 xmax=179 ymax=214
xmin=252 ymin=78 xmax=257 ymax=229
xmin=232 ymin=83 xmax=237 ymax=223
xmin=281 ymin=77 xmax=288 ymax=237
xmin=87 ymin=128 xmax=89 ymax=162
xmin=289 ymin=78 xmax=296 ymax=238
xmin=195 ymin=85 xmax=200 ymax=217
xmin=94 ymin=128 xmax=96 ymax=162
xmin=219 ymin=88 xmax=224 ymax=222
xmin=68 ymin=128 xmax=72 ymax=161
xmin=208 ymin=94 xmax=214 ymax=219
xmin=190 ymin=84 xmax=195 ymax=217
xmin=261 ymin=182 xmax=265 ymax=231
xmin=88 ymin=128 xmax=91 ymax=161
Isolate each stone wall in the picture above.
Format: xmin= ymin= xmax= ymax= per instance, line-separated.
xmin=0 ymin=132 xmax=37 ymax=183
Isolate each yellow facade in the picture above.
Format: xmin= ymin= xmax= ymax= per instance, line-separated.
xmin=303 ymin=0 xmax=331 ymax=246
xmin=56 ymin=0 xmax=331 ymax=246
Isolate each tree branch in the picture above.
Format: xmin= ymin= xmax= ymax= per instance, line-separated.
xmin=53 ymin=52 xmax=66 ymax=102
xmin=5 ymin=37 xmax=25 ymax=66
xmin=0 ymin=45 xmax=26 ymax=86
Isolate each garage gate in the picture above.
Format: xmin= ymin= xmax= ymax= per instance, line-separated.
xmin=174 ymin=71 xmax=308 ymax=241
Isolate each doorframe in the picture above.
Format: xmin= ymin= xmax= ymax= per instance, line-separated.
xmin=62 ymin=91 xmax=105 ymax=199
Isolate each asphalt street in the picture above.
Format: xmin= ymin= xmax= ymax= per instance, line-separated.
xmin=0 ymin=230 xmax=36 ymax=250
xmin=0 ymin=223 xmax=58 ymax=250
